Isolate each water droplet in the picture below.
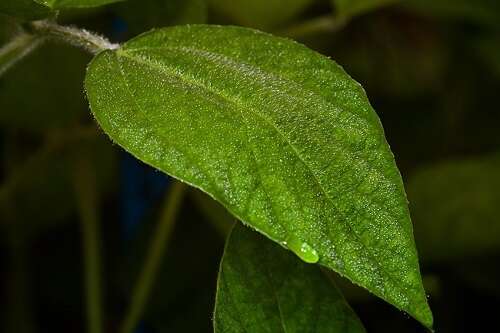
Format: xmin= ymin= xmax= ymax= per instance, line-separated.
xmin=286 ymin=235 xmax=319 ymax=264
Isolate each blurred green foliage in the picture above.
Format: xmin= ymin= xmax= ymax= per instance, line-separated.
xmin=408 ymin=154 xmax=500 ymax=262
xmin=1 ymin=0 xmax=500 ymax=332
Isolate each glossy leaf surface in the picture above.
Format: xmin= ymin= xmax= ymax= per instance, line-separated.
xmin=85 ymin=25 xmax=432 ymax=327
xmin=215 ymin=224 xmax=366 ymax=333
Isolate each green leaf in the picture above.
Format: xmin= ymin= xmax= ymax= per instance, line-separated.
xmin=0 ymin=33 xmax=43 ymax=77
xmin=332 ymin=0 xmax=397 ymax=18
xmin=215 ymin=224 xmax=366 ymax=333
xmin=0 ymin=0 xmax=120 ymax=18
xmin=0 ymin=0 xmax=50 ymax=20
xmin=85 ymin=25 xmax=432 ymax=327
xmin=408 ymin=154 xmax=500 ymax=262
xmin=209 ymin=0 xmax=313 ymax=29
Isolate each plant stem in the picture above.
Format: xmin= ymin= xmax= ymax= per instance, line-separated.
xmin=121 ymin=181 xmax=187 ymax=333
xmin=0 ymin=33 xmax=44 ymax=77
xmin=28 ymin=20 xmax=119 ymax=54
xmin=0 ymin=126 xmax=99 ymax=214
xmin=4 ymin=227 xmax=37 ymax=333
xmin=73 ymin=155 xmax=104 ymax=333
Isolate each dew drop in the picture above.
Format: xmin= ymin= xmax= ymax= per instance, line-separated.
xmin=286 ymin=235 xmax=319 ymax=264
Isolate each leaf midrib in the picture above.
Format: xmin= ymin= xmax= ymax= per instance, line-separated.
xmin=122 ymin=45 xmax=406 ymax=225
xmin=113 ymin=48 xmax=421 ymax=308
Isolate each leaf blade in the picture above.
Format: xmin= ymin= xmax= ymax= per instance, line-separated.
xmin=85 ymin=25 xmax=432 ymax=327
xmin=215 ymin=224 xmax=366 ymax=333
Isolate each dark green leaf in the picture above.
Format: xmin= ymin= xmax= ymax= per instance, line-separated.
xmin=209 ymin=0 xmax=313 ymax=29
xmin=85 ymin=25 xmax=432 ymax=327
xmin=0 ymin=0 xmax=121 ymax=18
xmin=408 ymin=154 xmax=500 ymax=261
xmin=0 ymin=0 xmax=50 ymax=20
xmin=215 ymin=224 xmax=366 ymax=333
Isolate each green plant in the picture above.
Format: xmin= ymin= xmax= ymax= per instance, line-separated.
xmin=0 ymin=1 xmax=439 ymax=332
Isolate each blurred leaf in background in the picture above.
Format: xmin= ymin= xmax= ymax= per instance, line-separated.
xmin=408 ymin=153 xmax=500 ymax=262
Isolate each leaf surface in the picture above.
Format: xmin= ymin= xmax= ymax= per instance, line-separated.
xmin=85 ymin=25 xmax=432 ymax=327
xmin=215 ymin=224 xmax=366 ymax=333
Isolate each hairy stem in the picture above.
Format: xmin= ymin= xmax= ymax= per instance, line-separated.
xmin=73 ymin=155 xmax=104 ymax=333
xmin=121 ymin=181 xmax=186 ymax=333
xmin=29 ymin=20 xmax=118 ymax=54
xmin=0 ymin=32 xmax=44 ymax=77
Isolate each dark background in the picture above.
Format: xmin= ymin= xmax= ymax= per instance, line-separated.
xmin=1 ymin=0 xmax=499 ymax=332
